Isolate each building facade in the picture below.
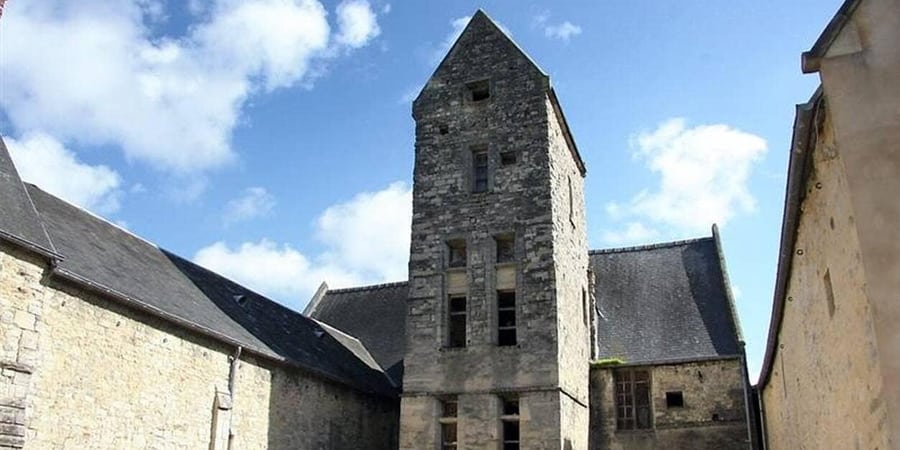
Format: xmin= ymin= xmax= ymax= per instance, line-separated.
xmin=757 ymin=0 xmax=900 ymax=448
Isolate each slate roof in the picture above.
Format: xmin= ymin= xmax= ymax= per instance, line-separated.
xmin=0 ymin=138 xmax=56 ymax=256
xmin=591 ymin=234 xmax=743 ymax=365
xmin=0 ymin=171 xmax=395 ymax=396
xmin=308 ymin=282 xmax=408 ymax=385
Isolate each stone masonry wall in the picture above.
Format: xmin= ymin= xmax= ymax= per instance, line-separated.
xmin=590 ymin=359 xmax=747 ymax=450
xmin=402 ymin=13 xmax=590 ymax=449
xmin=760 ymin=103 xmax=889 ymax=450
xmin=0 ymin=241 xmax=398 ymax=449
xmin=546 ymin=96 xmax=590 ymax=447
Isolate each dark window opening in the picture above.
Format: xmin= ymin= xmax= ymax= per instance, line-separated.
xmin=448 ymin=240 xmax=467 ymax=268
xmin=467 ymin=80 xmax=490 ymax=102
xmin=501 ymin=396 xmax=519 ymax=450
xmin=824 ymin=268 xmax=836 ymax=317
xmin=500 ymin=151 xmax=517 ymax=166
xmin=498 ymin=291 xmax=517 ymax=346
xmin=448 ymin=295 xmax=467 ymax=348
xmin=440 ymin=397 xmax=458 ymax=449
xmin=439 ymin=124 xmax=449 ymax=135
xmin=473 ymin=150 xmax=489 ymax=193
xmin=496 ymin=234 xmax=515 ymax=263
xmin=665 ymin=391 xmax=684 ymax=408
xmin=615 ymin=369 xmax=652 ymax=430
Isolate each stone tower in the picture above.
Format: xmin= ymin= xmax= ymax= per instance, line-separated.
xmin=401 ymin=11 xmax=590 ymax=450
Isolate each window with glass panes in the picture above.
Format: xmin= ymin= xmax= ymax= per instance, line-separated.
xmin=500 ymin=396 xmax=520 ymax=450
xmin=439 ymin=397 xmax=458 ymax=449
xmin=614 ymin=369 xmax=652 ymax=430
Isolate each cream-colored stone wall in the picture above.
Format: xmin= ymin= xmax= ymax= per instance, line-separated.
xmin=591 ymin=359 xmax=747 ymax=450
xmin=813 ymin=0 xmax=900 ymax=443
xmin=760 ymin=105 xmax=889 ymax=450
xmin=0 ymin=241 xmax=398 ymax=449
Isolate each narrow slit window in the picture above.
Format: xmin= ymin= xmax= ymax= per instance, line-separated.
xmin=467 ymin=80 xmax=490 ymax=102
xmin=500 ymin=396 xmax=520 ymax=450
xmin=448 ymin=240 xmax=467 ymax=268
xmin=440 ymin=397 xmax=458 ymax=449
xmin=448 ymin=295 xmax=467 ymax=348
xmin=498 ymin=291 xmax=517 ymax=346
xmin=473 ymin=150 xmax=489 ymax=193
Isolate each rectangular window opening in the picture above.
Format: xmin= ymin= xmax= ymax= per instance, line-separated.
xmin=440 ymin=397 xmax=458 ymax=450
xmin=500 ymin=151 xmax=517 ymax=166
xmin=665 ymin=391 xmax=684 ymax=408
xmin=496 ymin=234 xmax=515 ymax=263
xmin=448 ymin=295 xmax=467 ymax=348
xmin=467 ymin=80 xmax=491 ymax=102
xmin=448 ymin=240 xmax=467 ymax=268
xmin=498 ymin=291 xmax=517 ymax=346
xmin=501 ymin=396 xmax=519 ymax=450
xmin=473 ymin=149 xmax=489 ymax=193
xmin=614 ymin=369 xmax=652 ymax=430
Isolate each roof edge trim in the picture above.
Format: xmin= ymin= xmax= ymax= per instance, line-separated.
xmin=592 ymin=354 xmax=743 ymax=369
xmin=549 ymin=88 xmax=587 ymax=176
xmin=325 ymin=280 xmax=409 ymax=294
xmin=712 ymin=224 xmax=746 ymax=343
xmin=802 ymin=0 xmax=862 ymax=73
xmin=0 ymin=229 xmax=65 ymax=261
xmin=757 ymin=87 xmax=824 ymax=388
xmin=589 ymin=236 xmax=712 ymax=255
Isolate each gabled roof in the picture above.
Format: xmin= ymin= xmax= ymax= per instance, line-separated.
xmin=414 ymin=10 xmax=587 ymax=176
xmin=308 ymin=282 xmax=408 ymax=385
xmin=591 ymin=232 xmax=743 ymax=365
xmin=802 ymin=0 xmax=862 ymax=73
xmin=1 ymin=173 xmax=396 ymax=397
xmin=0 ymin=137 xmax=58 ymax=257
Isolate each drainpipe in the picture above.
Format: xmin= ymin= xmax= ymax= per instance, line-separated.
xmin=227 ymin=346 xmax=242 ymax=450
xmin=739 ymin=343 xmax=754 ymax=449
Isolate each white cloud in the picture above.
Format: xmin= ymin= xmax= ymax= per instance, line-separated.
xmin=193 ymin=182 xmax=411 ymax=307
xmin=382 ymin=3 xmax=391 ymax=14
xmin=224 ymin=187 xmax=276 ymax=224
xmin=600 ymin=222 xmax=660 ymax=246
xmin=6 ymin=132 xmax=122 ymax=214
xmin=543 ymin=21 xmax=582 ymax=42
xmin=0 ymin=0 xmax=380 ymax=173
xmin=335 ymin=0 xmax=381 ymax=48
xmin=430 ymin=16 xmax=471 ymax=65
xmin=601 ymin=118 xmax=767 ymax=244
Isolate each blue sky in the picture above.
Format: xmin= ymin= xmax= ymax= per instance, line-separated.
xmin=0 ymin=0 xmax=843 ymax=380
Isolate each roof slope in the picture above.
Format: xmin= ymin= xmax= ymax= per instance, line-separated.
xmin=0 ymin=138 xmax=56 ymax=255
xmin=309 ymin=282 xmax=408 ymax=384
xmin=23 ymin=184 xmax=396 ymax=397
xmin=591 ymin=236 xmax=743 ymax=365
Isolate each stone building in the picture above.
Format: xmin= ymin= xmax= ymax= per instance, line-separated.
xmin=756 ymin=0 xmax=900 ymax=448
xmin=0 ymin=9 xmax=751 ymax=450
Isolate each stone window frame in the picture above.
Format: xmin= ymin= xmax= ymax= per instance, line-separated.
xmin=614 ymin=368 xmax=653 ymax=431
xmin=439 ymin=396 xmax=459 ymax=449
xmin=447 ymin=294 xmax=468 ymax=348
xmin=491 ymin=229 xmax=520 ymax=347
xmin=471 ymin=144 xmax=490 ymax=194
xmin=499 ymin=394 xmax=520 ymax=450
xmin=496 ymin=290 xmax=517 ymax=346
xmin=447 ymin=238 xmax=467 ymax=268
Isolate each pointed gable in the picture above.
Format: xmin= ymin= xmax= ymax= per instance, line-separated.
xmin=413 ymin=11 xmax=549 ymax=115
xmin=0 ymin=137 xmax=56 ymax=256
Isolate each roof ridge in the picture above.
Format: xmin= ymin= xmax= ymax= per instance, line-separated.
xmin=589 ymin=236 xmax=713 ymax=255
xmin=326 ymin=280 xmax=409 ymax=294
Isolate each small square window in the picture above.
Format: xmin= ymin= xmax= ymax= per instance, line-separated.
xmin=466 ymin=80 xmax=490 ymax=102
xmin=666 ymin=391 xmax=684 ymax=408
xmin=500 ymin=151 xmax=517 ymax=166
